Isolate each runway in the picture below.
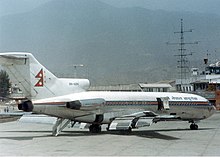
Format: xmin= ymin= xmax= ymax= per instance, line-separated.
xmin=0 ymin=112 xmax=220 ymax=156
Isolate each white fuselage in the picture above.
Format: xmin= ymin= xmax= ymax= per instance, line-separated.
xmin=32 ymin=91 xmax=216 ymax=124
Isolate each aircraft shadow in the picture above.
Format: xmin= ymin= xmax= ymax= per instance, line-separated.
xmin=145 ymin=127 xmax=214 ymax=132
xmin=0 ymin=135 xmax=51 ymax=141
xmin=0 ymin=131 xmax=178 ymax=141
xmin=106 ymin=130 xmax=180 ymax=140
xmin=0 ymin=127 xmax=214 ymax=141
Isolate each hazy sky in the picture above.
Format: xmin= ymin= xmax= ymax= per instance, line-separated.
xmin=1 ymin=0 xmax=220 ymax=17
xmin=1 ymin=0 xmax=220 ymax=83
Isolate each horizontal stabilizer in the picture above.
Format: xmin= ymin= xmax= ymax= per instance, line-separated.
xmin=0 ymin=54 xmax=28 ymax=59
xmin=0 ymin=53 xmax=28 ymax=65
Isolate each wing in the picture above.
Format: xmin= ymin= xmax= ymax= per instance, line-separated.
xmin=108 ymin=111 xmax=181 ymax=131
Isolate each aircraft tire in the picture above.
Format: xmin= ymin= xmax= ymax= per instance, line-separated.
xmin=89 ymin=124 xmax=101 ymax=133
xmin=190 ymin=123 xmax=198 ymax=130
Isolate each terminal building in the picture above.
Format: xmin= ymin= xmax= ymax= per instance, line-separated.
xmin=88 ymin=84 xmax=142 ymax=92
xmin=89 ymin=82 xmax=174 ymax=92
xmin=175 ymin=60 xmax=220 ymax=110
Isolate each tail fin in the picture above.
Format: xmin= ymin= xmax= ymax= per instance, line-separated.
xmin=0 ymin=52 xmax=90 ymax=100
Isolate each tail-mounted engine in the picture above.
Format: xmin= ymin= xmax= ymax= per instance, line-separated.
xmin=18 ymin=100 xmax=34 ymax=112
xmin=66 ymin=98 xmax=105 ymax=111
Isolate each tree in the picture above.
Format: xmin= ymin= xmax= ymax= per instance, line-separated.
xmin=0 ymin=70 xmax=10 ymax=98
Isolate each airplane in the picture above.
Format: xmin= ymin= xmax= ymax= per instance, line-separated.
xmin=0 ymin=52 xmax=216 ymax=136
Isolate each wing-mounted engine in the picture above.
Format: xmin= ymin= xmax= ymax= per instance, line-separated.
xmin=66 ymin=98 xmax=105 ymax=111
xmin=18 ymin=100 xmax=34 ymax=112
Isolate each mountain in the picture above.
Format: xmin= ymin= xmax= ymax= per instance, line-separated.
xmin=1 ymin=0 xmax=220 ymax=85
xmin=0 ymin=0 xmax=51 ymax=17
xmin=101 ymin=0 xmax=220 ymax=16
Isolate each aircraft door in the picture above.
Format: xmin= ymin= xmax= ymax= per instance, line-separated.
xmin=162 ymin=97 xmax=170 ymax=110
xmin=157 ymin=98 xmax=163 ymax=110
xmin=157 ymin=97 xmax=170 ymax=111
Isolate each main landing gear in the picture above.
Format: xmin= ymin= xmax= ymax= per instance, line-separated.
xmin=89 ymin=124 xmax=102 ymax=133
xmin=190 ymin=123 xmax=198 ymax=130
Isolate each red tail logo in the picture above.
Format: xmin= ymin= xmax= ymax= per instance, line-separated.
xmin=35 ymin=69 xmax=44 ymax=87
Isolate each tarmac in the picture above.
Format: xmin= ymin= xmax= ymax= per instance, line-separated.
xmin=0 ymin=112 xmax=220 ymax=156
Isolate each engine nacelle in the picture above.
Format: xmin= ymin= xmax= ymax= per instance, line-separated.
xmin=66 ymin=98 xmax=105 ymax=111
xmin=18 ymin=100 xmax=34 ymax=112
xmin=66 ymin=101 xmax=81 ymax=110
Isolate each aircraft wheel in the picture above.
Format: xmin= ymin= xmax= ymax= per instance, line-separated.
xmin=190 ymin=123 xmax=198 ymax=130
xmin=89 ymin=124 xmax=101 ymax=133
